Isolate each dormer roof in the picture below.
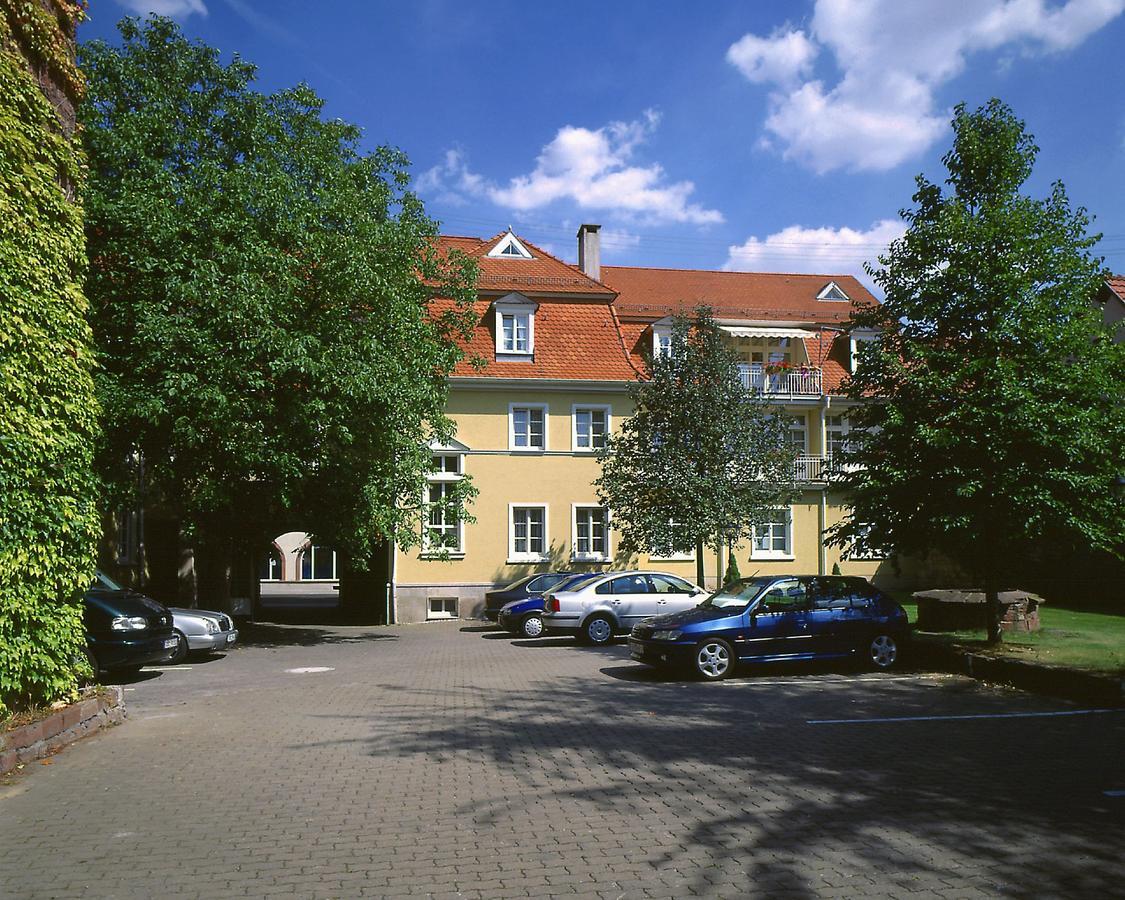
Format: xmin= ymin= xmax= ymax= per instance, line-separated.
xmin=435 ymin=231 xmax=614 ymax=297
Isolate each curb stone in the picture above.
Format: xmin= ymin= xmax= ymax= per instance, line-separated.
xmin=910 ymin=638 xmax=1124 ymax=706
xmin=1 ymin=687 xmax=127 ymax=775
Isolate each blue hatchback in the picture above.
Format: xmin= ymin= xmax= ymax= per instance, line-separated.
xmin=628 ymin=575 xmax=909 ymax=680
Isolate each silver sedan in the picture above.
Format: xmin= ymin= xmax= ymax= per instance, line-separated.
xmin=166 ymin=608 xmax=239 ymax=664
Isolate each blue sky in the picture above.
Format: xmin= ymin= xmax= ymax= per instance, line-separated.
xmin=82 ymin=1 xmax=1125 ymax=287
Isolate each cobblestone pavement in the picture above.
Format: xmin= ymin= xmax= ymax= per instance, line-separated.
xmin=1 ymin=620 xmax=1123 ymax=899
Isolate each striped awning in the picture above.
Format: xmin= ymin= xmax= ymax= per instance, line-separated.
xmin=719 ymin=326 xmax=817 ymax=339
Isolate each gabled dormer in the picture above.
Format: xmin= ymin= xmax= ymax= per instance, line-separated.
xmin=487 ymin=230 xmax=534 ymax=260
xmin=817 ymin=281 xmax=850 ymax=302
xmin=492 ymin=292 xmax=538 ymax=358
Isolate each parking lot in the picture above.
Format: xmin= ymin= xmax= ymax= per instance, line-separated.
xmin=1 ymin=620 xmax=1123 ymax=898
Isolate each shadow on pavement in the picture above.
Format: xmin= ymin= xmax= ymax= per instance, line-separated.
xmin=301 ymin=655 xmax=1125 ymax=898
xmin=235 ymin=622 xmax=398 ymax=649
xmin=102 ymin=669 xmax=162 ymax=686
xmin=458 ymin=624 xmax=498 ymax=633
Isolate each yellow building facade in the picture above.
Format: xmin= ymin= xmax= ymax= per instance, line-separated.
xmin=392 ymin=226 xmax=885 ymax=624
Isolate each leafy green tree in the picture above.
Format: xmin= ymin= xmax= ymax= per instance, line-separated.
xmin=595 ymin=309 xmax=796 ymax=587
xmin=829 ymin=99 xmax=1125 ymax=642
xmin=80 ymin=17 xmax=477 ymax=605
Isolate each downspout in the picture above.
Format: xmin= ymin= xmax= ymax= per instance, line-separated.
xmin=819 ymin=394 xmax=830 ymax=575
xmin=389 ymin=541 xmax=398 ymax=625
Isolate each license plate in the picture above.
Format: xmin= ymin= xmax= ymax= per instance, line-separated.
xmin=163 ymin=638 xmax=178 ymax=649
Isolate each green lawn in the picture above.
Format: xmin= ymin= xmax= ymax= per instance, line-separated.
xmin=895 ymin=596 xmax=1125 ymax=676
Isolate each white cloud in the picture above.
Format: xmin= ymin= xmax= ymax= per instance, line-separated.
xmin=419 ymin=112 xmax=724 ymax=226
xmin=723 ymin=219 xmax=906 ymax=281
xmin=729 ymin=0 xmax=1125 ymax=173
xmin=726 ymin=28 xmax=818 ymax=87
xmin=116 ymin=0 xmax=207 ymax=17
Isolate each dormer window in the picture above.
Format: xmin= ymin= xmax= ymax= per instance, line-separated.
xmin=493 ymin=293 xmax=537 ymax=358
xmin=486 ymin=231 xmax=534 ymax=260
xmin=652 ymin=319 xmax=676 ymax=359
xmin=817 ymin=281 xmax=850 ymax=302
xmin=501 ymin=311 xmax=529 ymax=352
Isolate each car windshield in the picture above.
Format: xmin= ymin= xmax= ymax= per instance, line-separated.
xmin=93 ymin=570 xmax=125 ymax=591
xmin=701 ymin=577 xmax=774 ymax=609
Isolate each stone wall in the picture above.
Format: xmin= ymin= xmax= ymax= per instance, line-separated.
xmin=1 ymin=687 xmax=126 ymax=775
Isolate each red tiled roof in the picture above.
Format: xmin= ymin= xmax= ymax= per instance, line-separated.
xmin=433 ymin=232 xmax=872 ymax=390
xmin=1106 ymin=275 xmax=1125 ymax=304
xmin=805 ymin=328 xmax=852 ymax=394
xmin=434 ymin=297 xmax=639 ymax=382
xmin=435 ymin=232 xmax=613 ymax=297
xmin=601 ymin=266 xmax=877 ymax=324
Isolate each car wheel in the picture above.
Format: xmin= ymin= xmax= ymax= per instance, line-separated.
xmin=694 ymin=639 xmax=734 ymax=681
xmin=583 ymin=615 xmax=615 ymax=645
xmin=867 ymin=633 xmax=898 ymax=670
xmin=520 ymin=614 xmax=545 ymax=639
xmin=168 ymin=629 xmax=190 ymax=665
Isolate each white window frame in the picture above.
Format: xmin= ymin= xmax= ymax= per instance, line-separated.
xmin=509 ymin=403 xmax=548 ymax=451
xmin=751 ymin=508 xmax=794 ymax=561
xmin=787 ymin=413 xmax=808 ymax=454
xmin=300 ymin=544 xmax=338 ymax=580
xmin=817 ymin=281 xmax=850 ymax=302
xmin=493 ymin=294 xmax=537 ymax=358
xmin=572 ymin=404 xmax=611 ymax=452
xmin=508 ymin=503 xmax=549 ymax=563
xmin=652 ymin=324 xmax=674 ymax=359
xmin=422 ymin=443 xmax=467 ymax=558
xmin=499 ymin=310 xmax=531 ymax=354
xmin=826 ymin=414 xmax=853 ymax=457
xmin=571 ymin=504 xmax=610 ymax=562
xmin=423 ymin=481 xmax=464 ymax=557
xmin=486 ymin=232 xmax=534 ymax=259
xmin=427 ymin=596 xmax=460 ymax=620
xmin=849 ymin=332 xmax=877 ymax=373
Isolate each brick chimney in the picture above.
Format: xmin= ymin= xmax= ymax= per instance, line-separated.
xmin=577 ymin=224 xmax=601 ymax=281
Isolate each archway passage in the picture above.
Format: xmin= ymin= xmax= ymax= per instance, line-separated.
xmin=255 ymin=532 xmax=394 ymax=625
xmin=256 ymin=531 xmax=341 ymax=623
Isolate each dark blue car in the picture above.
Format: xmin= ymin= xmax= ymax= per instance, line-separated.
xmin=483 ymin=572 xmax=578 ymax=622
xmin=497 ymin=573 xmax=609 ymax=638
xmin=628 ymin=575 xmax=909 ymax=680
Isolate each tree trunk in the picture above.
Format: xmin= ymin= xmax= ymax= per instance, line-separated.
xmin=983 ymin=568 xmax=1002 ymax=645
xmin=194 ymin=519 xmax=233 ymax=614
xmin=695 ymin=537 xmax=706 ymax=590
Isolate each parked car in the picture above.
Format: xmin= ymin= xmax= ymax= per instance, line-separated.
xmin=541 ymin=571 xmax=706 ymax=644
xmin=628 ymin=575 xmax=909 ymax=680
xmin=483 ymin=572 xmax=578 ymax=622
xmin=84 ymin=571 xmax=177 ymax=673
xmin=166 ymin=607 xmax=239 ymax=664
xmin=497 ymin=572 xmax=609 ymax=638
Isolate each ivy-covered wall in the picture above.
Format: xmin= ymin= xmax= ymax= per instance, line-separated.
xmin=0 ymin=0 xmax=99 ymax=715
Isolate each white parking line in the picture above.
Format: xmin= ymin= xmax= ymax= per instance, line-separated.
xmin=809 ymin=708 xmax=1122 ymax=725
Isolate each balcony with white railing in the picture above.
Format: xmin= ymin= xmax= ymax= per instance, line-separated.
xmin=739 ymin=364 xmax=823 ymax=399
xmin=793 ymin=453 xmax=831 ymax=483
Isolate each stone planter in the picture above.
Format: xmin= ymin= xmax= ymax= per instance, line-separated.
xmin=1 ymin=687 xmax=127 ymax=776
xmin=914 ymin=589 xmax=1044 ymax=633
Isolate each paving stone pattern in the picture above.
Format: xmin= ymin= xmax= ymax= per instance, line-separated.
xmin=1 ymin=620 xmax=1122 ymax=898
